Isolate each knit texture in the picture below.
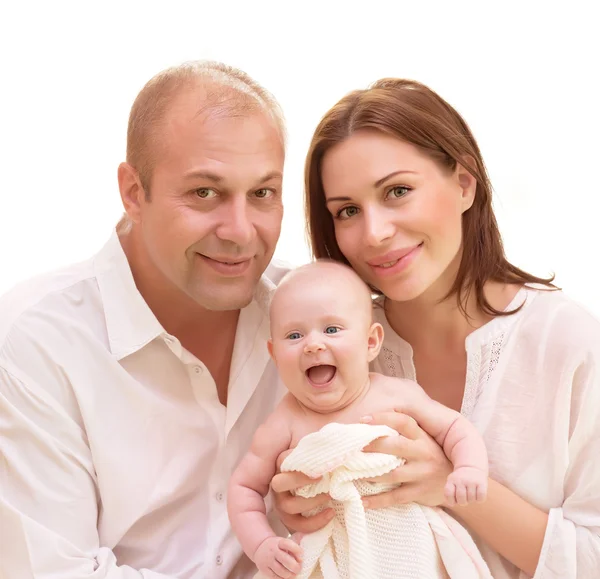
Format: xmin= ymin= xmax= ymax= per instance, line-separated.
xmin=257 ymin=422 xmax=492 ymax=579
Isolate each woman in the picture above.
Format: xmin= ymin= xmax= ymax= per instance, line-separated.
xmin=272 ymin=79 xmax=600 ymax=578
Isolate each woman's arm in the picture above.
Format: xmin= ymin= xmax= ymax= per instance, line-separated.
xmin=359 ymin=412 xmax=549 ymax=573
xmin=362 ymin=376 xmax=600 ymax=579
xmin=449 ymin=478 xmax=548 ymax=577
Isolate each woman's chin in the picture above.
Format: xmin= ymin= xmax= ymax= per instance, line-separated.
xmin=376 ymin=278 xmax=428 ymax=303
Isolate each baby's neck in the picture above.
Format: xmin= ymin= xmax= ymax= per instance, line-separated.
xmin=303 ymin=374 xmax=372 ymax=418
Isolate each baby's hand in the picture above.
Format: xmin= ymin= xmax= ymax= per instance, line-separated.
xmin=444 ymin=466 xmax=488 ymax=506
xmin=254 ymin=535 xmax=303 ymax=579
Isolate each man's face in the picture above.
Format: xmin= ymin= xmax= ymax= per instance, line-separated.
xmin=137 ymin=90 xmax=284 ymax=311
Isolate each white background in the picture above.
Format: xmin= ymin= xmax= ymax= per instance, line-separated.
xmin=1 ymin=1 xmax=598 ymax=314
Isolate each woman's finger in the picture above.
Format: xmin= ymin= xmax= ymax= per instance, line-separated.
xmin=275 ymin=491 xmax=330 ymax=516
xmin=279 ymin=508 xmax=335 ymax=534
xmin=275 ymin=449 xmax=294 ymax=471
xmin=361 ymin=483 xmax=420 ymax=509
xmin=271 ymin=471 xmax=318 ymax=494
xmin=361 ymin=411 xmax=424 ymax=441
xmin=362 ymin=433 xmax=422 ymax=461
xmin=366 ymin=462 xmax=423 ymax=485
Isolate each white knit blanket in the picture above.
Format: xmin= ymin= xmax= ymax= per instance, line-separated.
xmin=260 ymin=422 xmax=492 ymax=579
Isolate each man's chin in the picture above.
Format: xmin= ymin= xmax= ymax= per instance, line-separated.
xmin=190 ymin=286 xmax=255 ymax=312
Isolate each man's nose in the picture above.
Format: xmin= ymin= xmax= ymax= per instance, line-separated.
xmin=215 ymin=195 xmax=255 ymax=247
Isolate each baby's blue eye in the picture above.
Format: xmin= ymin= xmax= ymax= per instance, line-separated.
xmin=287 ymin=332 xmax=301 ymax=340
xmin=325 ymin=326 xmax=339 ymax=334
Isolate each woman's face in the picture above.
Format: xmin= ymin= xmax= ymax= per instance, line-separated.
xmin=321 ymin=129 xmax=476 ymax=302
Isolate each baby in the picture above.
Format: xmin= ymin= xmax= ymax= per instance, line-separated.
xmin=228 ymin=260 xmax=488 ymax=579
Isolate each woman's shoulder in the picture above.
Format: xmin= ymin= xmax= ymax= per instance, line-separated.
xmin=524 ymin=287 xmax=600 ymax=340
xmin=518 ymin=288 xmax=600 ymax=366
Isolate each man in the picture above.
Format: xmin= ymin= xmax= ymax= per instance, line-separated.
xmin=0 ymin=61 xmax=289 ymax=578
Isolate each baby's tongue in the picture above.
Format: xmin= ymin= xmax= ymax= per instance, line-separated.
xmin=307 ymin=365 xmax=336 ymax=385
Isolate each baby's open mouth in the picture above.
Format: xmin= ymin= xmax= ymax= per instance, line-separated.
xmin=306 ymin=364 xmax=337 ymax=386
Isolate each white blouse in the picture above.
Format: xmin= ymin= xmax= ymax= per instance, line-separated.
xmin=370 ymin=286 xmax=600 ymax=579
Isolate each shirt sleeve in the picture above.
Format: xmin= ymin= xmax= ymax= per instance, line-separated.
xmin=0 ymin=363 xmax=184 ymax=579
xmin=532 ymin=347 xmax=600 ymax=578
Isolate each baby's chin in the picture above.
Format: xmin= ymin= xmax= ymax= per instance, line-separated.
xmin=302 ymin=389 xmax=357 ymax=414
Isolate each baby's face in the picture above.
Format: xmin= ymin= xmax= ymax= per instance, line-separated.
xmin=269 ymin=271 xmax=379 ymax=413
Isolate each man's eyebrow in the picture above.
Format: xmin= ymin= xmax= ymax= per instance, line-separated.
xmin=182 ymin=170 xmax=283 ymax=185
xmin=182 ymin=170 xmax=223 ymax=183
xmin=256 ymin=171 xmax=283 ymax=184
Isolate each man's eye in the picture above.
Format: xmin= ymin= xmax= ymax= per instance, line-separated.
xmin=195 ymin=188 xmax=217 ymax=199
xmin=254 ymin=189 xmax=273 ymax=199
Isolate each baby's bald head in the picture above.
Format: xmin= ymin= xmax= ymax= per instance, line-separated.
xmin=270 ymin=260 xmax=373 ymax=333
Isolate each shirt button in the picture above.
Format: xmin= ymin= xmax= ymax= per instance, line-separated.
xmin=216 ymin=554 xmax=223 ymax=565
xmin=216 ymin=492 xmax=224 ymax=502
xmin=194 ymin=366 xmax=202 ymax=374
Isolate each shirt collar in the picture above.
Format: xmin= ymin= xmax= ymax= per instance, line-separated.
xmin=93 ymin=231 xmax=278 ymax=361
xmin=93 ymin=232 xmax=164 ymax=360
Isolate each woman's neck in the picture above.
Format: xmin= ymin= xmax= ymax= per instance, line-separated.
xmin=384 ymin=280 xmax=520 ymax=352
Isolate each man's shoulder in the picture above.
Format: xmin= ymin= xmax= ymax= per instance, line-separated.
xmin=0 ymin=257 xmax=97 ymax=347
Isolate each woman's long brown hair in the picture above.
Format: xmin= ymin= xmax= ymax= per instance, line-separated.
xmin=305 ymin=78 xmax=555 ymax=317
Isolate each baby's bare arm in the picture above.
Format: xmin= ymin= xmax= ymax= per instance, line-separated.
xmin=389 ymin=377 xmax=488 ymax=503
xmin=228 ymin=402 xmax=294 ymax=561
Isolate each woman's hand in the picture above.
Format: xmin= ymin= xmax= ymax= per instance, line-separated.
xmin=270 ymin=449 xmax=334 ymax=533
xmin=360 ymin=411 xmax=453 ymax=509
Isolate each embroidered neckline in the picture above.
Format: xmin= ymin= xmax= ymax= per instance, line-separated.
xmin=374 ymin=286 xmax=537 ymax=417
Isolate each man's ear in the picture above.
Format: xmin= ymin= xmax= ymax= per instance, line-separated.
xmin=367 ymin=322 xmax=384 ymax=363
xmin=455 ymin=155 xmax=477 ymax=213
xmin=118 ymin=162 xmax=145 ymax=224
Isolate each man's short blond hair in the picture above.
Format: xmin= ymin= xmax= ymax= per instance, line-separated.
xmin=126 ymin=60 xmax=286 ymax=193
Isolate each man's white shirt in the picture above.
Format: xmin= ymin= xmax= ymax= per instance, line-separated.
xmin=0 ymin=232 xmax=289 ymax=579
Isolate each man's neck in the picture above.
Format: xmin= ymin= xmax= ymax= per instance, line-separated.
xmin=119 ymin=230 xmax=240 ymax=335
xmin=119 ymin=230 xmax=241 ymax=405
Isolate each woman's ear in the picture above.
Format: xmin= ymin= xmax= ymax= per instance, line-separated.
xmin=456 ymin=155 xmax=477 ymax=213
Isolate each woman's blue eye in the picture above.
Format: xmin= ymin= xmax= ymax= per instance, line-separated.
xmin=287 ymin=332 xmax=301 ymax=340
xmin=325 ymin=326 xmax=339 ymax=334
